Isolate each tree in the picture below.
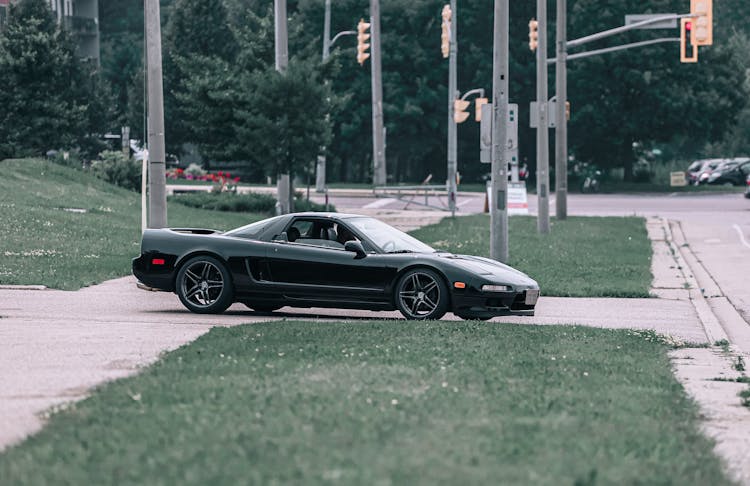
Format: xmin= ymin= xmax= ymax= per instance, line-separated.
xmin=565 ymin=0 xmax=747 ymax=179
xmin=0 ymin=0 xmax=89 ymax=159
xmin=162 ymin=0 xmax=238 ymax=156
xmin=233 ymin=59 xmax=333 ymax=179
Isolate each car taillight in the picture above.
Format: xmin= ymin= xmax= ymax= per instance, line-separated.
xmin=152 ymin=258 xmax=165 ymax=265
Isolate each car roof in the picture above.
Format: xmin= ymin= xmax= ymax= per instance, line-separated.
xmin=289 ymin=212 xmax=370 ymax=220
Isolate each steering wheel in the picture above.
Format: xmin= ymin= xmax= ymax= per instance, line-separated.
xmin=382 ymin=240 xmax=396 ymax=253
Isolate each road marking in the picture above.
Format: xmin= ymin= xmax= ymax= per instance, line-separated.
xmin=457 ymin=198 xmax=475 ymax=207
xmin=363 ymin=198 xmax=396 ymax=209
xmin=732 ymin=224 xmax=750 ymax=250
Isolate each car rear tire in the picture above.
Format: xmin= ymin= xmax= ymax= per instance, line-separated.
xmin=395 ymin=268 xmax=449 ymax=320
xmin=176 ymin=255 xmax=234 ymax=314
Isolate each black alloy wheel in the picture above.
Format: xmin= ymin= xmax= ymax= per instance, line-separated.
xmin=176 ymin=256 xmax=234 ymax=314
xmin=395 ymin=268 xmax=449 ymax=320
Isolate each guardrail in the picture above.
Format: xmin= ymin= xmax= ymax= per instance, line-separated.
xmin=373 ymin=184 xmax=451 ymax=211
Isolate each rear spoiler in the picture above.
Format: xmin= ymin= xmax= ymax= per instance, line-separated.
xmin=168 ymin=228 xmax=222 ymax=235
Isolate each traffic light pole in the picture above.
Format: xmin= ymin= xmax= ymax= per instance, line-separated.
xmin=554 ymin=0 xmax=567 ymax=220
xmin=535 ymin=0 xmax=550 ymax=234
xmin=370 ymin=0 xmax=387 ymax=186
xmin=490 ymin=0 xmax=509 ymax=263
xmin=145 ymin=0 xmax=167 ymax=229
xmin=446 ymin=0 xmax=458 ymax=217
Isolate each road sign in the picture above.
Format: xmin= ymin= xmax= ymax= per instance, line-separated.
xmin=480 ymin=103 xmax=517 ymax=164
xmin=670 ymin=171 xmax=687 ymax=187
xmin=508 ymin=182 xmax=529 ymax=215
xmin=624 ymin=14 xmax=677 ymax=29
xmin=530 ymin=101 xmax=557 ymax=128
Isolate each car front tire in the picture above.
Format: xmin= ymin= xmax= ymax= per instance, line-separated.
xmin=395 ymin=268 xmax=449 ymax=320
xmin=176 ymin=255 xmax=234 ymax=314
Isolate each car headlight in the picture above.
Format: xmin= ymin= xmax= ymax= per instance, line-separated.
xmin=481 ymin=284 xmax=510 ymax=292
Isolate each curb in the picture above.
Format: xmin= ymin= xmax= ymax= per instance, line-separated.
xmin=663 ymin=218 xmax=750 ymax=353
xmin=0 ymin=285 xmax=47 ymax=291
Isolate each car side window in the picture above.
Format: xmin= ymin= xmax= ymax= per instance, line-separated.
xmin=286 ymin=219 xmax=345 ymax=249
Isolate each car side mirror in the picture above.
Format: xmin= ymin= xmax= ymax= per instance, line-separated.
xmin=344 ymin=240 xmax=366 ymax=259
xmin=276 ymin=231 xmax=288 ymax=242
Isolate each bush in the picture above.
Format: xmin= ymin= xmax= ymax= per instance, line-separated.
xmin=169 ymin=191 xmax=336 ymax=214
xmin=89 ymin=150 xmax=142 ymax=192
xmin=294 ymin=194 xmax=335 ymax=212
xmin=170 ymin=191 xmax=277 ymax=213
xmin=49 ymin=149 xmax=83 ymax=169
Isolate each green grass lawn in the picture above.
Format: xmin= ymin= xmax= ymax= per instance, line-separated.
xmin=0 ymin=321 xmax=729 ymax=485
xmin=411 ymin=214 xmax=652 ymax=297
xmin=0 ymin=159 xmax=263 ymax=290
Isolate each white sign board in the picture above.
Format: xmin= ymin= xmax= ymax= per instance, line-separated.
xmin=670 ymin=171 xmax=687 ymax=187
xmin=507 ymin=182 xmax=529 ymax=215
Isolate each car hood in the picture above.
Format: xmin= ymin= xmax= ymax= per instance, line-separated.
xmin=437 ymin=253 xmax=538 ymax=287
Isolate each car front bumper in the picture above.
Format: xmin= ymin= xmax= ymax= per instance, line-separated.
xmin=451 ymin=287 xmax=539 ymax=318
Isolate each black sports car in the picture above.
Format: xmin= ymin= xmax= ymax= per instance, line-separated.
xmin=132 ymin=212 xmax=540 ymax=320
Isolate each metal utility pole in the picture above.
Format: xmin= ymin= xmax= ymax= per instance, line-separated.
xmin=555 ymin=0 xmax=567 ymax=220
xmin=370 ymin=0 xmax=386 ymax=186
xmin=535 ymin=0 xmax=550 ymax=234
xmin=446 ymin=0 xmax=458 ymax=217
xmin=316 ymin=0 xmax=332 ymax=193
xmin=275 ymin=0 xmax=293 ymax=213
xmin=490 ymin=0 xmax=509 ymax=263
xmin=145 ymin=0 xmax=167 ymax=228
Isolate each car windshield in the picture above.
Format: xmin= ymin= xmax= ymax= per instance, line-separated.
xmin=346 ymin=217 xmax=434 ymax=253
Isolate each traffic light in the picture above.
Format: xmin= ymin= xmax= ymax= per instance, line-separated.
xmin=454 ymin=99 xmax=470 ymax=123
xmin=680 ymin=18 xmax=697 ymax=63
xmin=691 ymin=0 xmax=712 ymax=46
xmin=441 ymin=5 xmax=452 ymax=59
xmin=357 ymin=19 xmax=370 ymax=65
xmin=565 ymin=101 xmax=570 ymax=121
xmin=528 ymin=19 xmax=538 ymax=51
xmin=475 ymin=97 xmax=488 ymax=122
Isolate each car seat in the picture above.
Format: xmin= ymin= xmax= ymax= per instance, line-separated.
xmin=287 ymin=227 xmax=300 ymax=242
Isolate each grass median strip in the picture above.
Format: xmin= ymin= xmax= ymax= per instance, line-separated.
xmin=411 ymin=214 xmax=652 ymax=297
xmin=0 ymin=159 xmax=263 ymax=290
xmin=0 ymin=321 xmax=728 ymax=485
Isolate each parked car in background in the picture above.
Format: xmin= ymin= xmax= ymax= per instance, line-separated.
xmin=687 ymin=158 xmax=723 ymax=185
xmin=745 ymin=173 xmax=750 ymax=198
xmin=706 ymin=158 xmax=750 ymax=186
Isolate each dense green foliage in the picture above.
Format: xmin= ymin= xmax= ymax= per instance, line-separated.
xmin=169 ymin=189 xmax=335 ymax=213
xmin=89 ymin=150 xmax=142 ymax=192
xmin=411 ymin=214 xmax=652 ymax=297
xmin=170 ymin=191 xmax=278 ymax=213
xmin=98 ymin=0 xmax=750 ymax=184
xmin=0 ymin=0 xmax=108 ymax=159
xmin=0 ymin=322 xmax=729 ymax=484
